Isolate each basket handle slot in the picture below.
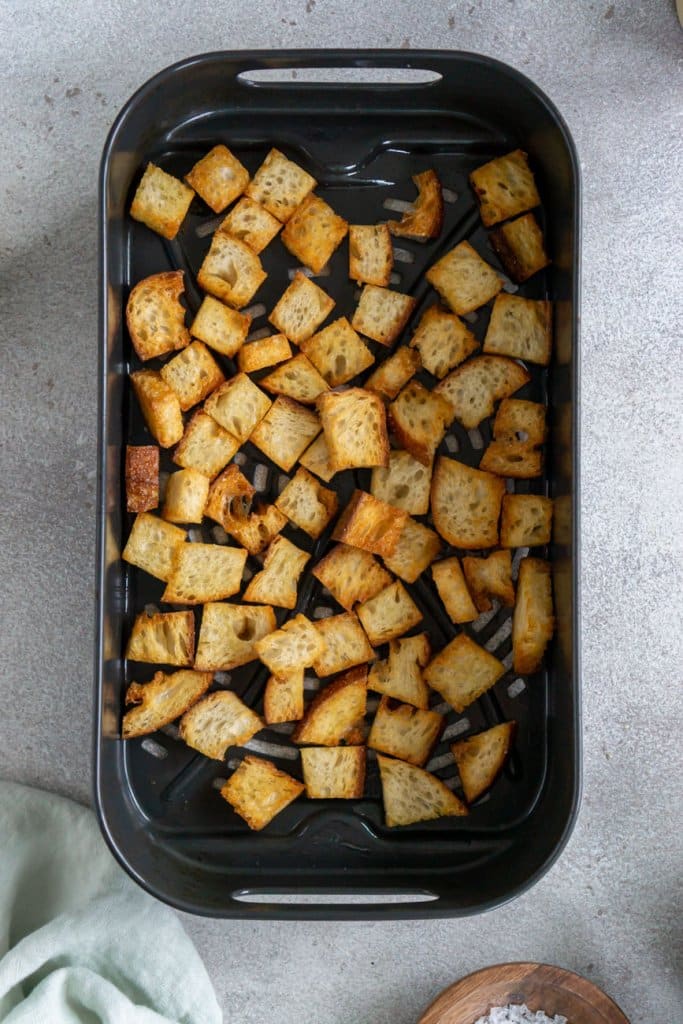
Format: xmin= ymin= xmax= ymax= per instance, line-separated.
xmin=237 ymin=67 xmax=442 ymax=87
xmin=232 ymin=888 xmax=438 ymax=906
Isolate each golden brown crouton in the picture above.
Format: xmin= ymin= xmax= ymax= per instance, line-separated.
xmin=269 ymin=272 xmax=335 ymax=343
xmin=173 ymin=410 xmax=239 ymax=479
xmin=462 ymin=549 xmax=515 ymax=612
xmin=300 ymin=317 xmax=375 ymax=386
xmin=356 ymin=581 xmax=422 ymax=647
xmin=263 ymin=669 xmax=305 ymax=725
xmin=368 ymin=633 xmax=431 ymax=709
xmin=312 ymin=613 xmax=374 ymax=678
xmin=280 ymin=193 xmax=348 ymax=273
xmin=205 ymin=466 xmax=286 ymax=555
xmin=260 ymin=353 xmax=330 ymax=405
xmin=430 ymin=558 xmax=478 ymax=624
xmin=378 ymin=755 xmax=468 ymax=826
xmin=348 ymin=224 xmax=393 ymax=286
xmin=409 ymin=305 xmax=478 ymax=379
xmin=219 ymin=197 xmax=282 ymax=253
xmin=237 ymin=333 xmax=292 ymax=373
xmin=125 ymin=445 xmax=159 ymax=513
xmin=299 ymin=432 xmax=337 ymax=483
xmin=160 ymin=341 xmax=225 ymax=412
xmin=431 ymin=456 xmax=505 ymax=548
xmin=370 ymin=449 xmax=431 ymax=516
xmin=246 ymin=148 xmax=317 ymax=222
xmin=318 ymin=388 xmax=389 ymax=471
xmin=275 ymin=467 xmax=338 ymax=539
xmin=332 ymin=489 xmax=408 ymax=558
xmin=301 ymin=746 xmax=366 ymax=799
xmin=312 ymin=544 xmax=392 ymax=612
xmin=220 ymin=755 xmax=304 ymax=830
xmin=249 ymin=396 xmax=321 ymax=472
xmin=204 ymin=373 xmax=271 ymax=442
xmin=513 ymin=557 xmax=554 ymax=674
xmin=451 ymin=721 xmax=516 ymax=803
xmin=126 ymin=271 xmax=190 ymax=362
xmin=469 ymin=149 xmax=540 ymax=227
xmin=479 ymin=441 xmax=543 ymax=478
xmin=493 ymin=398 xmax=547 ymax=446
xmin=122 ymin=512 xmax=186 ymax=581
xmin=255 ymin=614 xmax=324 ymax=676
xmin=130 ymin=370 xmax=184 ymax=448
xmin=382 ymin=517 xmax=442 ymax=584
xmin=194 ymin=602 xmax=276 ymax=671
xmin=388 ymin=380 xmax=453 ymax=467
xmin=368 ymin=697 xmax=443 ymax=766
xmin=387 ymin=169 xmax=444 ymax=241
xmin=162 ymin=468 xmax=210 ymax=524
xmin=435 ymin=355 xmax=530 ymax=430
xmin=483 ymin=294 xmax=553 ymax=366
xmin=179 ymin=691 xmax=263 ymax=759
xmin=122 ymin=669 xmax=213 ymax=739
xmin=162 ymin=543 xmax=248 ymax=604
xmin=126 ymin=610 xmax=195 ymax=666
xmin=500 ymin=493 xmax=553 ymax=548
xmin=351 ymin=284 xmax=416 ymax=346
xmin=292 ymin=665 xmax=367 ymax=745
xmin=197 ymin=233 xmax=267 ymax=309
xmin=365 ymin=347 xmax=421 ymax=400
xmin=426 ymin=241 xmax=502 ymax=316
xmin=185 ymin=145 xmax=249 ymax=213
xmin=243 ymin=535 xmax=310 ymax=609
xmin=130 ymin=163 xmax=194 ymax=239
xmin=190 ymin=296 xmax=251 ymax=358
xmin=490 ymin=212 xmax=549 ymax=283
xmin=423 ymin=633 xmax=505 ymax=713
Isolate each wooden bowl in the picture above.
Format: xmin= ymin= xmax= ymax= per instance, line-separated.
xmin=418 ymin=963 xmax=630 ymax=1024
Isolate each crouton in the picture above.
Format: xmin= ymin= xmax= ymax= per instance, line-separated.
xmin=179 ymin=691 xmax=263 ymax=759
xmin=312 ymin=613 xmax=374 ymax=678
xmin=205 ymin=466 xmax=287 ymax=555
xmin=300 ymin=317 xmax=375 ymax=386
xmin=348 ymin=224 xmax=393 ymax=286
xmin=462 ymin=550 xmax=515 ymax=612
xmin=423 ymin=633 xmax=505 ymax=713
xmin=351 ymin=285 xmax=416 ymax=346
xmin=126 ymin=610 xmax=195 ymax=666
xmin=162 ymin=467 xmax=210 ymax=524
xmin=275 ymin=467 xmax=338 ymax=539
xmin=260 ymin=353 xmax=330 ymax=405
xmin=435 ymin=355 xmax=530 ymax=430
xmin=431 ymin=558 xmax=478 ymax=624
xmin=243 ymin=535 xmax=310 ymax=609
xmin=246 ymin=148 xmax=316 ymax=222
xmin=255 ymin=614 xmax=324 ymax=676
xmin=479 ymin=441 xmax=543 ymax=478
xmin=249 ymin=396 xmax=321 ymax=472
xmin=378 ymin=755 xmax=468 ymax=826
xmin=494 ymin=398 xmax=547 ymax=446
xmin=129 ymin=163 xmax=193 ymax=239
xmin=173 ymin=410 xmax=239 ymax=479
xmin=501 ymin=493 xmax=553 ymax=548
xmin=220 ymin=755 xmax=304 ymax=830
xmin=126 ymin=271 xmax=190 ymax=362
xmin=130 ymin=370 xmax=184 ymax=448
xmin=409 ymin=305 xmax=478 ymax=379
xmin=122 ymin=512 xmax=186 ymax=581
xmin=237 ymin=333 xmax=292 ymax=373
xmin=126 ymin=445 xmax=159 ymax=513
xmin=365 ymin=347 xmax=421 ymax=400
xmin=368 ymin=697 xmax=443 ymax=766
xmin=197 ymin=233 xmax=267 ymax=309
xmin=219 ymin=196 xmax=281 ymax=253
xmin=185 ymin=145 xmax=249 ymax=213
xmin=263 ymin=668 xmax=305 ymax=725
xmin=318 ymin=388 xmax=389 ymax=471
xmin=194 ymin=602 xmax=276 ymax=671
xmin=470 ymin=148 xmax=540 ymax=227
xmin=388 ymin=381 xmax=453 ymax=466
xmin=299 ymin=432 xmax=337 ymax=483
xmin=269 ymin=272 xmax=335 ymax=343
xmin=281 ymin=193 xmax=348 ymax=273
xmin=162 ymin=543 xmax=248 ymax=604
xmin=431 ymin=456 xmax=505 ymax=548
xmin=204 ymin=373 xmax=271 ymax=442
xmin=451 ymin=721 xmax=516 ymax=803
xmin=356 ymin=581 xmax=422 ymax=647
xmin=370 ymin=449 xmax=431 ymax=515
xmin=483 ymin=294 xmax=553 ymax=366
xmin=292 ymin=665 xmax=367 ymax=745
xmin=301 ymin=746 xmax=366 ymax=799
xmin=312 ymin=544 xmax=392 ymax=612
xmin=368 ymin=633 xmax=431 ymax=709
xmin=426 ymin=241 xmax=502 ymax=316
xmin=513 ymin=557 xmax=554 ymax=674
xmin=387 ymin=169 xmax=444 ymax=241
xmin=226 ymin=504 xmax=288 ymax=556
xmin=490 ymin=212 xmax=549 ymax=282
xmin=122 ymin=669 xmax=213 ymax=739
xmin=383 ymin=517 xmax=442 ymax=584
xmin=190 ymin=296 xmax=251 ymax=358
xmin=332 ymin=489 xmax=408 ymax=558
xmin=160 ymin=341 xmax=225 ymax=412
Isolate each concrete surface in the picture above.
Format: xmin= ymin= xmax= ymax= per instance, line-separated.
xmin=1 ymin=2 xmax=681 ymax=1022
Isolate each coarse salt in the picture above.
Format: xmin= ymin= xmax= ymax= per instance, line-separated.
xmin=473 ymin=1005 xmax=568 ymax=1024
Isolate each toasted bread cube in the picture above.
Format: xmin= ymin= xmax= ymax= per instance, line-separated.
xmin=173 ymin=410 xmax=239 ymax=479
xmin=332 ymin=489 xmax=408 ymax=558
xmin=292 ymin=665 xmax=367 ymax=745
xmin=301 ymin=746 xmax=366 ymax=799
xmin=318 ymin=388 xmax=389 ymax=471
xmin=452 ymin=721 xmax=516 ymax=804
xmin=356 ymin=581 xmax=422 ymax=647
xmin=226 ymin=504 xmax=287 ymax=556
xmin=378 ymin=755 xmax=467 ymax=826
xmin=126 ymin=610 xmax=195 ymax=666
xmin=300 ymin=317 xmax=374 ymax=387
xmin=190 ymin=296 xmax=251 ymax=358
xmin=260 ymin=353 xmax=329 ymax=405
xmin=387 ymin=169 xmax=444 ymax=241
xmin=348 ymin=224 xmax=393 ymax=286
xmin=243 ymin=535 xmax=310 ymax=609
xmin=160 ymin=341 xmax=225 ymax=412
xmin=255 ymin=614 xmax=324 ymax=676
xmin=369 ymin=697 xmax=443 ymax=767
xmin=426 ymin=241 xmax=502 ymax=316
xmin=179 ymin=691 xmax=263 ymax=759
xmin=423 ymin=633 xmax=505 ymax=713
xmin=494 ymin=398 xmax=547 ymax=446
xmin=162 ymin=468 xmax=210 ymax=524
xmin=185 ymin=145 xmax=249 ymax=213
xmin=368 ymin=633 xmax=431 ymax=709
xmin=470 ymin=149 xmax=540 ymax=227
xmin=275 ymin=467 xmax=338 ymax=539
xmin=197 ymin=233 xmax=267 ymax=309
xmin=263 ymin=668 xmax=305 ymax=725
xmin=462 ymin=550 xmax=515 ymax=612
xmin=409 ymin=305 xmax=478 ymax=379
xmin=246 ymin=148 xmax=316 ymax=222
xmin=122 ymin=669 xmax=213 ymax=739
xmin=299 ymin=432 xmax=336 ymax=483
xmin=220 ymin=755 xmax=304 ymax=830
xmin=388 ymin=381 xmax=453 ymax=467
xmin=130 ymin=370 xmax=184 ymax=448
xmin=219 ymin=196 xmax=281 ymax=253
xmin=435 ymin=355 xmax=530 ymax=430
xmin=431 ymin=456 xmax=505 ymax=548
xmin=269 ymin=272 xmax=335 ymax=343
xmin=430 ymin=558 xmax=478 ymax=624
xmin=122 ymin=512 xmax=186 ymax=582
xmin=484 ymin=294 xmax=552 ymax=366
xmin=249 ymin=396 xmax=321 ymax=472
xmin=365 ymin=347 xmax=421 ymax=400
xmin=351 ymin=285 xmax=416 ymax=346
xmin=204 ymin=373 xmax=271 ymax=442
xmin=513 ymin=557 xmax=554 ymax=674
xmin=126 ymin=271 xmax=190 ymax=362
xmin=370 ymin=449 xmax=431 ymax=516
xmin=312 ymin=612 xmax=374 ymax=677
xmin=490 ymin=212 xmax=549 ymax=282
xmin=501 ymin=494 xmax=553 ymax=548
xmin=312 ymin=544 xmax=392 ymax=612
xmin=125 ymin=445 xmax=159 ymax=513
xmin=383 ymin=518 xmax=442 ymax=584
xmin=280 ymin=193 xmax=348 ymax=273
xmin=162 ymin=543 xmax=248 ymax=604
xmin=237 ymin=333 xmax=292 ymax=373
xmin=205 ymin=466 xmax=288 ymax=555
xmin=479 ymin=440 xmax=543 ymax=478
xmin=129 ymin=163 xmax=193 ymax=240
xmin=195 ymin=602 xmax=276 ymax=671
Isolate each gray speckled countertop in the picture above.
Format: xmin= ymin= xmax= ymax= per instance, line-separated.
xmin=1 ymin=2 xmax=681 ymax=1022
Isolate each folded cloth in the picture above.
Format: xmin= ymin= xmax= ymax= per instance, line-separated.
xmin=0 ymin=781 xmax=222 ymax=1024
